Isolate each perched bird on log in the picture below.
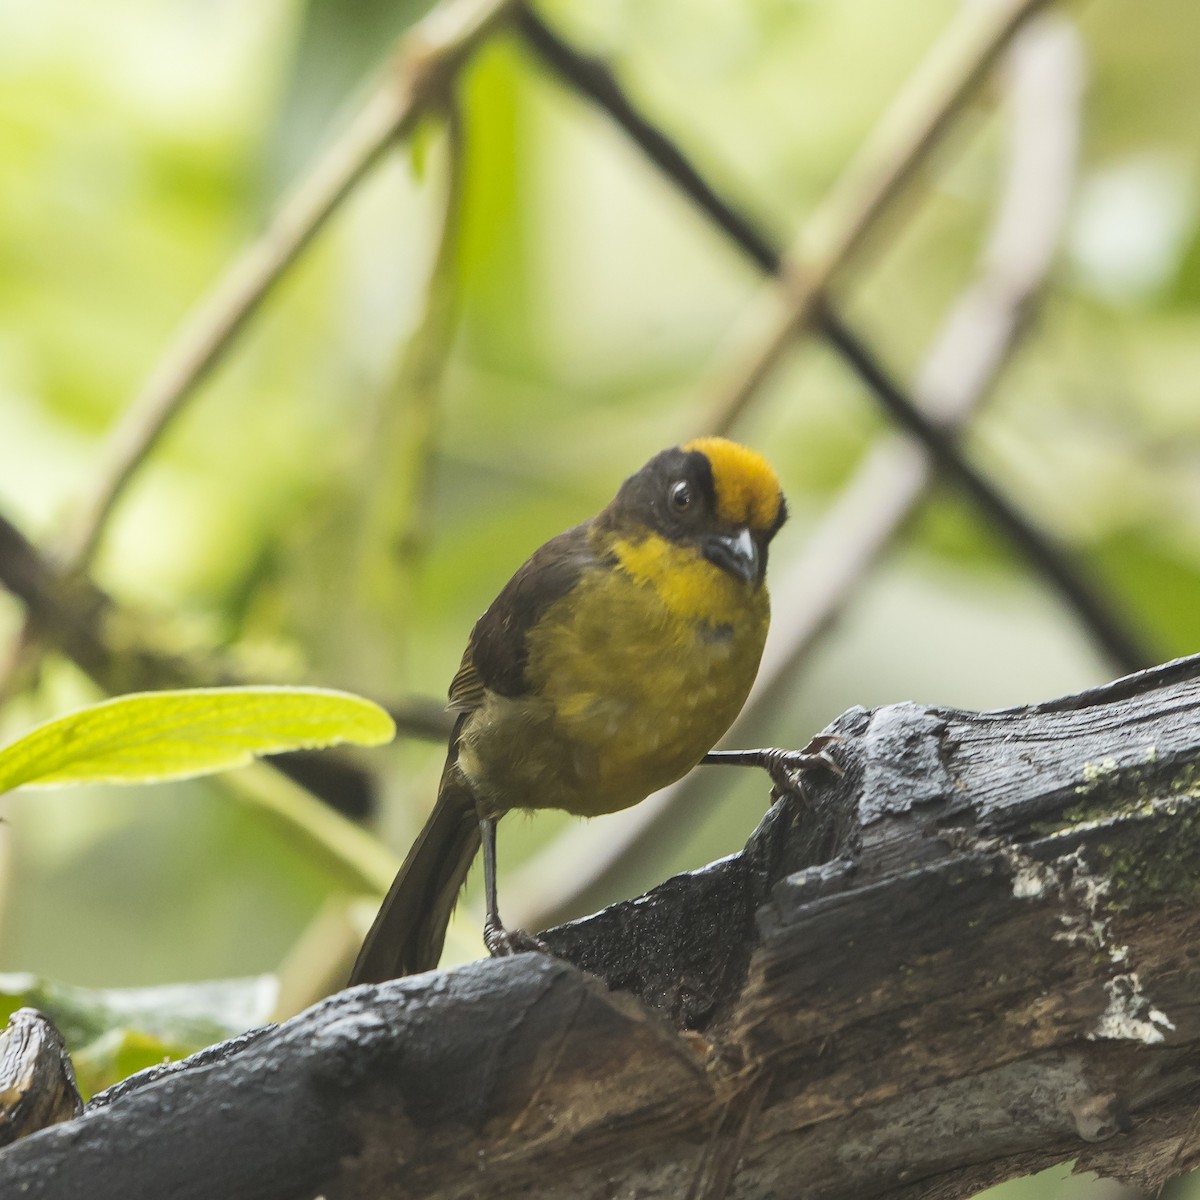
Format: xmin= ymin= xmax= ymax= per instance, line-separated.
xmin=350 ymin=437 xmax=828 ymax=984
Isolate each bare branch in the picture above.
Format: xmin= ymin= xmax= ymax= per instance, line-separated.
xmin=0 ymin=511 xmax=198 ymax=695
xmin=0 ymin=0 xmax=520 ymax=705
xmin=0 ymin=503 xmax=450 ymax=840
xmin=699 ymin=0 xmax=1053 ymax=432
xmin=0 ymin=506 xmax=452 ymax=739
xmin=516 ymin=6 xmax=1149 ymax=677
xmin=352 ymin=103 xmax=467 ymax=636
xmin=512 ymin=12 xmax=1091 ymax=932
xmin=62 ymin=0 xmax=516 ymax=573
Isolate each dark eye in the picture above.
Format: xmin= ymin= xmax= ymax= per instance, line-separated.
xmin=669 ymin=480 xmax=693 ymax=512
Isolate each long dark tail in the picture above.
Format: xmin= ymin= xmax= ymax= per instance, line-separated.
xmin=348 ymin=754 xmax=481 ymax=985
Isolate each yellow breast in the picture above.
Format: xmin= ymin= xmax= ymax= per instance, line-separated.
xmin=457 ymin=536 xmax=769 ymax=819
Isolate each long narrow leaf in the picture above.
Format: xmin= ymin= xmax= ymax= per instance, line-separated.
xmin=0 ymin=687 xmax=395 ymax=795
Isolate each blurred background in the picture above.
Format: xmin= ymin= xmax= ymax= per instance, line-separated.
xmin=1 ymin=0 xmax=1199 ymax=1193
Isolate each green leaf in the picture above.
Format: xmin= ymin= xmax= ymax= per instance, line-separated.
xmin=0 ymin=687 xmax=395 ymax=796
xmin=0 ymin=973 xmax=278 ymax=1098
xmin=407 ymin=112 xmax=438 ymax=181
xmin=264 ymin=0 xmax=434 ymax=194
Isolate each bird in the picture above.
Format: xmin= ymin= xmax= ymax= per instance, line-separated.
xmin=349 ymin=436 xmax=826 ymax=985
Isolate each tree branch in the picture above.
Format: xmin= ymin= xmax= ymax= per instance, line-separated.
xmin=0 ymin=506 xmax=453 ymax=744
xmin=515 ymin=4 xmax=1150 ymax=676
xmin=7 ymin=655 xmax=1200 ymax=1196
xmin=0 ymin=507 xmax=449 ymax=827
xmin=0 ymin=0 xmax=520 ymax=706
xmin=509 ymin=12 xmax=1109 ymax=932
xmin=61 ymin=0 xmax=518 ymax=573
xmin=695 ymin=0 xmax=1052 ymax=431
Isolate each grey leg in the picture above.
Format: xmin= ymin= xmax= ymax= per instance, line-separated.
xmin=480 ymin=816 xmax=548 ymax=959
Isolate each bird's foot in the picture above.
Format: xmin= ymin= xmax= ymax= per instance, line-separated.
xmin=757 ymin=735 xmax=844 ymax=797
xmin=483 ymin=917 xmax=549 ymax=959
xmin=703 ymin=735 xmax=844 ymax=798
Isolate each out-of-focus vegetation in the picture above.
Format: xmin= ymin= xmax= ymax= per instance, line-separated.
xmin=0 ymin=0 xmax=1198 ymax=1192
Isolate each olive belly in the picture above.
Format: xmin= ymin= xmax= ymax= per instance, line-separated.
xmin=457 ymin=574 xmax=768 ymax=818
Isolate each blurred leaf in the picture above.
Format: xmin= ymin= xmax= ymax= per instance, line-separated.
xmin=0 ymin=687 xmax=395 ymax=795
xmin=407 ymin=113 xmax=440 ymax=181
xmin=1092 ymin=529 xmax=1200 ymax=657
xmin=266 ymin=0 xmax=434 ymax=193
xmin=70 ymin=1028 xmax=189 ymax=1099
xmin=0 ymin=973 xmax=277 ymax=1098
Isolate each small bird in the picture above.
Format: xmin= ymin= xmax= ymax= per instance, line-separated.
xmin=349 ymin=437 xmax=814 ymax=985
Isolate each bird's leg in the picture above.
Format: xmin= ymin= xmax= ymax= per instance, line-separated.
xmin=702 ymin=734 xmax=844 ymax=796
xmin=480 ymin=815 xmax=506 ymax=951
xmin=480 ymin=816 xmax=549 ymax=959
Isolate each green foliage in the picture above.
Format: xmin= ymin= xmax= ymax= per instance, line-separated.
xmin=0 ymin=688 xmax=394 ymax=795
xmin=267 ymin=0 xmax=435 ymax=192
xmin=2 ymin=7 xmax=1200 ymax=1191
xmin=0 ymin=973 xmax=276 ymax=1098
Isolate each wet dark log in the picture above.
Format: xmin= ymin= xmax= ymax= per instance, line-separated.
xmin=5 ymin=655 xmax=1200 ymax=1199
xmin=0 ymin=1009 xmax=82 ymax=1147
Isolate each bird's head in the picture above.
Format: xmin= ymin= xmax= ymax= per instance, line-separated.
xmin=599 ymin=437 xmax=786 ymax=589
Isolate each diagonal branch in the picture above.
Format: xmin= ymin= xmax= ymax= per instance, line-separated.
xmin=513 ymin=12 xmax=1094 ymax=932
xmin=62 ymin=0 xmax=518 ymax=573
xmin=352 ymin=102 xmax=468 ymax=638
xmin=1 ymin=0 xmax=522 ymax=708
xmin=515 ymin=4 xmax=1150 ymax=675
xmin=10 ymin=657 xmax=1200 ymax=1196
xmin=0 ymin=512 xmax=195 ymax=695
xmin=694 ymin=0 xmax=1053 ymax=431
xmin=0 ymin=508 xmax=451 ymax=742
xmin=0 ymin=506 xmax=451 ymax=831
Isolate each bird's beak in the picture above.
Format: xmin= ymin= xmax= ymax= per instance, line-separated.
xmin=702 ymin=527 xmax=759 ymax=584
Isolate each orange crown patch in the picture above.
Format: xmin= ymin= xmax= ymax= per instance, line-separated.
xmin=683 ymin=437 xmax=783 ymax=531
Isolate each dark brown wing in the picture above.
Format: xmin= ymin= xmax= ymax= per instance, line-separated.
xmin=447 ymin=647 xmax=486 ymax=712
xmin=458 ymin=521 xmax=600 ymax=701
xmin=347 ymin=714 xmax=479 ymax=983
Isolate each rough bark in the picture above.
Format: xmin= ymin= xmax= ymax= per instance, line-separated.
xmin=6 ymin=655 xmax=1200 ymax=1199
xmin=0 ymin=1009 xmax=82 ymax=1147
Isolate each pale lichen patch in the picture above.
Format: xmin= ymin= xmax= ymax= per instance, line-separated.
xmin=1091 ymin=973 xmax=1176 ymax=1045
xmin=1011 ymin=865 xmax=1050 ymax=899
xmin=1002 ymin=842 xmax=1178 ymax=1044
xmin=1076 ymin=757 xmax=1119 ymax=794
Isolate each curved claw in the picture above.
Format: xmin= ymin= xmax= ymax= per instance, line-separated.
xmin=701 ymin=735 xmax=845 ymax=797
xmin=483 ymin=919 xmax=549 ymax=959
xmin=761 ymin=735 xmax=845 ymax=796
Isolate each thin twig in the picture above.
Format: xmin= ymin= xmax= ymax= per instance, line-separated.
xmin=0 ymin=506 xmax=450 ymax=744
xmin=512 ymin=13 xmax=1087 ymax=932
xmin=62 ymin=0 xmax=517 ymax=572
xmin=353 ymin=102 xmax=467 ymax=638
xmin=0 ymin=0 xmax=516 ymax=706
xmin=697 ymin=0 xmax=1053 ymax=433
xmin=0 ymin=503 xmax=441 ymax=842
xmin=516 ymin=9 xmax=779 ymax=273
xmin=293 ymin=111 xmax=472 ymax=1003
xmin=516 ymin=5 xmax=1149 ymax=674
xmin=0 ymin=511 xmax=189 ymax=694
